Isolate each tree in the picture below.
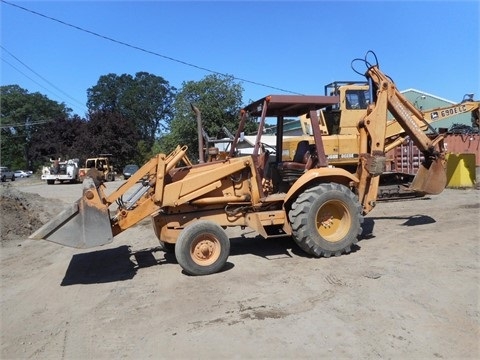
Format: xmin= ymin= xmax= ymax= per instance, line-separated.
xmin=86 ymin=72 xmax=176 ymax=149
xmin=78 ymin=110 xmax=141 ymax=170
xmin=0 ymin=85 xmax=71 ymax=171
xmin=161 ymin=74 xmax=254 ymax=161
xmin=28 ymin=115 xmax=87 ymax=168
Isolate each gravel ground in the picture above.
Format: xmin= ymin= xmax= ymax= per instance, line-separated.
xmin=1 ymin=176 xmax=479 ymax=359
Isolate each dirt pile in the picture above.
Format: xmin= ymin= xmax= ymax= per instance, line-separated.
xmin=0 ymin=185 xmax=60 ymax=244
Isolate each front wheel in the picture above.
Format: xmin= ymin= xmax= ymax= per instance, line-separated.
xmin=175 ymin=220 xmax=230 ymax=276
xmin=289 ymin=183 xmax=363 ymax=258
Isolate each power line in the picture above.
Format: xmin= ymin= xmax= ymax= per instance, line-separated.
xmin=1 ymin=57 xmax=87 ymax=114
xmin=0 ymin=119 xmax=54 ymax=129
xmin=1 ymin=0 xmax=303 ymax=95
xmin=1 ymin=45 xmax=87 ymax=110
xmin=1 ymin=58 xmax=49 ymax=90
xmin=1 ymin=57 xmax=78 ymax=107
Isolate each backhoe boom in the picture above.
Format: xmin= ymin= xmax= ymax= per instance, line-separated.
xmin=356 ymin=64 xmax=447 ymax=214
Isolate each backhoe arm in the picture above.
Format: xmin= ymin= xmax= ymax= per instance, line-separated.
xmin=356 ymin=65 xmax=447 ymax=214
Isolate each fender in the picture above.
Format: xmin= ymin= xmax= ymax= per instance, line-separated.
xmin=284 ymin=167 xmax=359 ymax=204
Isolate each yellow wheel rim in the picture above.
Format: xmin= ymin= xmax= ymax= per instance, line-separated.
xmin=316 ymin=200 xmax=351 ymax=242
xmin=190 ymin=234 xmax=221 ymax=266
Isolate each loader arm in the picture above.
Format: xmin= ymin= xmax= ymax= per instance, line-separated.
xmin=30 ymin=144 xmax=256 ymax=249
xmin=356 ymin=65 xmax=447 ymax=214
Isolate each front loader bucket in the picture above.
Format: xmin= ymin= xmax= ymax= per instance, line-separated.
xmin=29 ymin=178 xmax=113 ymax=248
xmin=409 ymin=155 xmax=447 ymax=195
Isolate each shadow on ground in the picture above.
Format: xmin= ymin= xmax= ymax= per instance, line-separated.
xmin=361 ymin=214 xmax=435 ymax=239
xmin=60 ymin=236 xmax=310 ymax=285
xmin=61 ymin=215 xmax=435 ymax=285
xmin=61 ymin=245 xmax=168 ymax=286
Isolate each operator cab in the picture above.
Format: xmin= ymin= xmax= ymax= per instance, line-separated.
xmin=238 ymin=95 xmax=339 ymax=193
xmin=323 ymin=81 xmax=370 ymax=135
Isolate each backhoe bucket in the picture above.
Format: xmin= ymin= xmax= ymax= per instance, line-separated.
xmin=29 ymin=178 xmax=113 ymax=248
xmin=409 ymin=155 xmax=447 ymax=195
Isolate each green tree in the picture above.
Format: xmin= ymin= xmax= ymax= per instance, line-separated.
xmin=161 ymin=74 xmax=254 ymax=161
xmin=86 ymin=72 xmax=176 ymax=149
xmin=0 ymin=85 xmax=71 ymax=171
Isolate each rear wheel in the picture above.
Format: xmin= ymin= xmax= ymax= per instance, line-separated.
xmin=175 ymin=221 xmax=230 ymax=276
xmin=289 ymin=183 xmax=363 ymax=258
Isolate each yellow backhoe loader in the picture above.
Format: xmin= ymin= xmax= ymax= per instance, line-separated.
xmin=31 ymin=52 xmax=447 ymax=276
xmin=282 ymin=71 xmax=478 ymax=198
xmin=286 ymin=86 xmax=478 ymax=164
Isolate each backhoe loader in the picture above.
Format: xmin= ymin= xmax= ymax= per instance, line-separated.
xmin=281 ymin=71 xmax=477 ymax=199
xmin=30 ymin=52 xmax=447 ymax=276
xmin=285 ymin=81 xmax=479 ymax=169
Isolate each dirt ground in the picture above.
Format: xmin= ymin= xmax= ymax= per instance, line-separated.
xmin=1 ymin=177 xmax=479 ymax=359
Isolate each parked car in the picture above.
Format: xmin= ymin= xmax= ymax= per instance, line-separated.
xmin=122 ymin=164 xmax=139 ymax=180
xmin=0 ymin=166 xmax=15 ymax=182
xmin=14 ymin=170 xmax=31 ymax=178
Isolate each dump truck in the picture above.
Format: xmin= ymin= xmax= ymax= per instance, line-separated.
xmin=31 ymin=52 xmax=447 ymax=276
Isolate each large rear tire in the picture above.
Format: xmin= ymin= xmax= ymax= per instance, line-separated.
xmin=175 ymin=220 xmax=230 ymax=276
xmin=289 ymin=183 xmax=363 ymax=258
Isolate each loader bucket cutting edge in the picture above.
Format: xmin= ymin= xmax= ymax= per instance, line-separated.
xmin=29 ymin=179 xmax=113 ymax=249
xmin=409 ymin=156 xmax=447 ymax=195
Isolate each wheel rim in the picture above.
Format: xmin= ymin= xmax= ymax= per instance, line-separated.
xmin=315 ymin=199 xmax=351 ymax=242
xmin=190 ymin=234 xmax=221 ymax=266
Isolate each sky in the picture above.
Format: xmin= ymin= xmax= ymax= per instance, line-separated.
xmin=1 ymin=0 xmax=479 ymax=118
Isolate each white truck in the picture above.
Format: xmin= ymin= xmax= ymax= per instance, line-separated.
xmin=41 ymin=158 xmax=80 ymax=185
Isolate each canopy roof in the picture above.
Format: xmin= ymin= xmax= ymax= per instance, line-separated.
xmin=243 ymin=95 xmax=340 ymax=117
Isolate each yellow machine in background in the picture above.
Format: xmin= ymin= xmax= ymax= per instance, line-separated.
xmin=283 ymin=83 xmax=479 ymax=196
xmin=285 ymin=85 xmax=479 ymax=165
xmin=78 ymin=154 xmax=116 ymax=182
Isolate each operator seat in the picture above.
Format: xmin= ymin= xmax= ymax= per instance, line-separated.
xmin=277 ymin=140 xmax=316 ymax=183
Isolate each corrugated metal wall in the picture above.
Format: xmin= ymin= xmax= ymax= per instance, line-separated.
xmin=387 ymin=134 xmax=480 ymax=171
xmin=444 ymin=134 xmax=480 ymax=166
